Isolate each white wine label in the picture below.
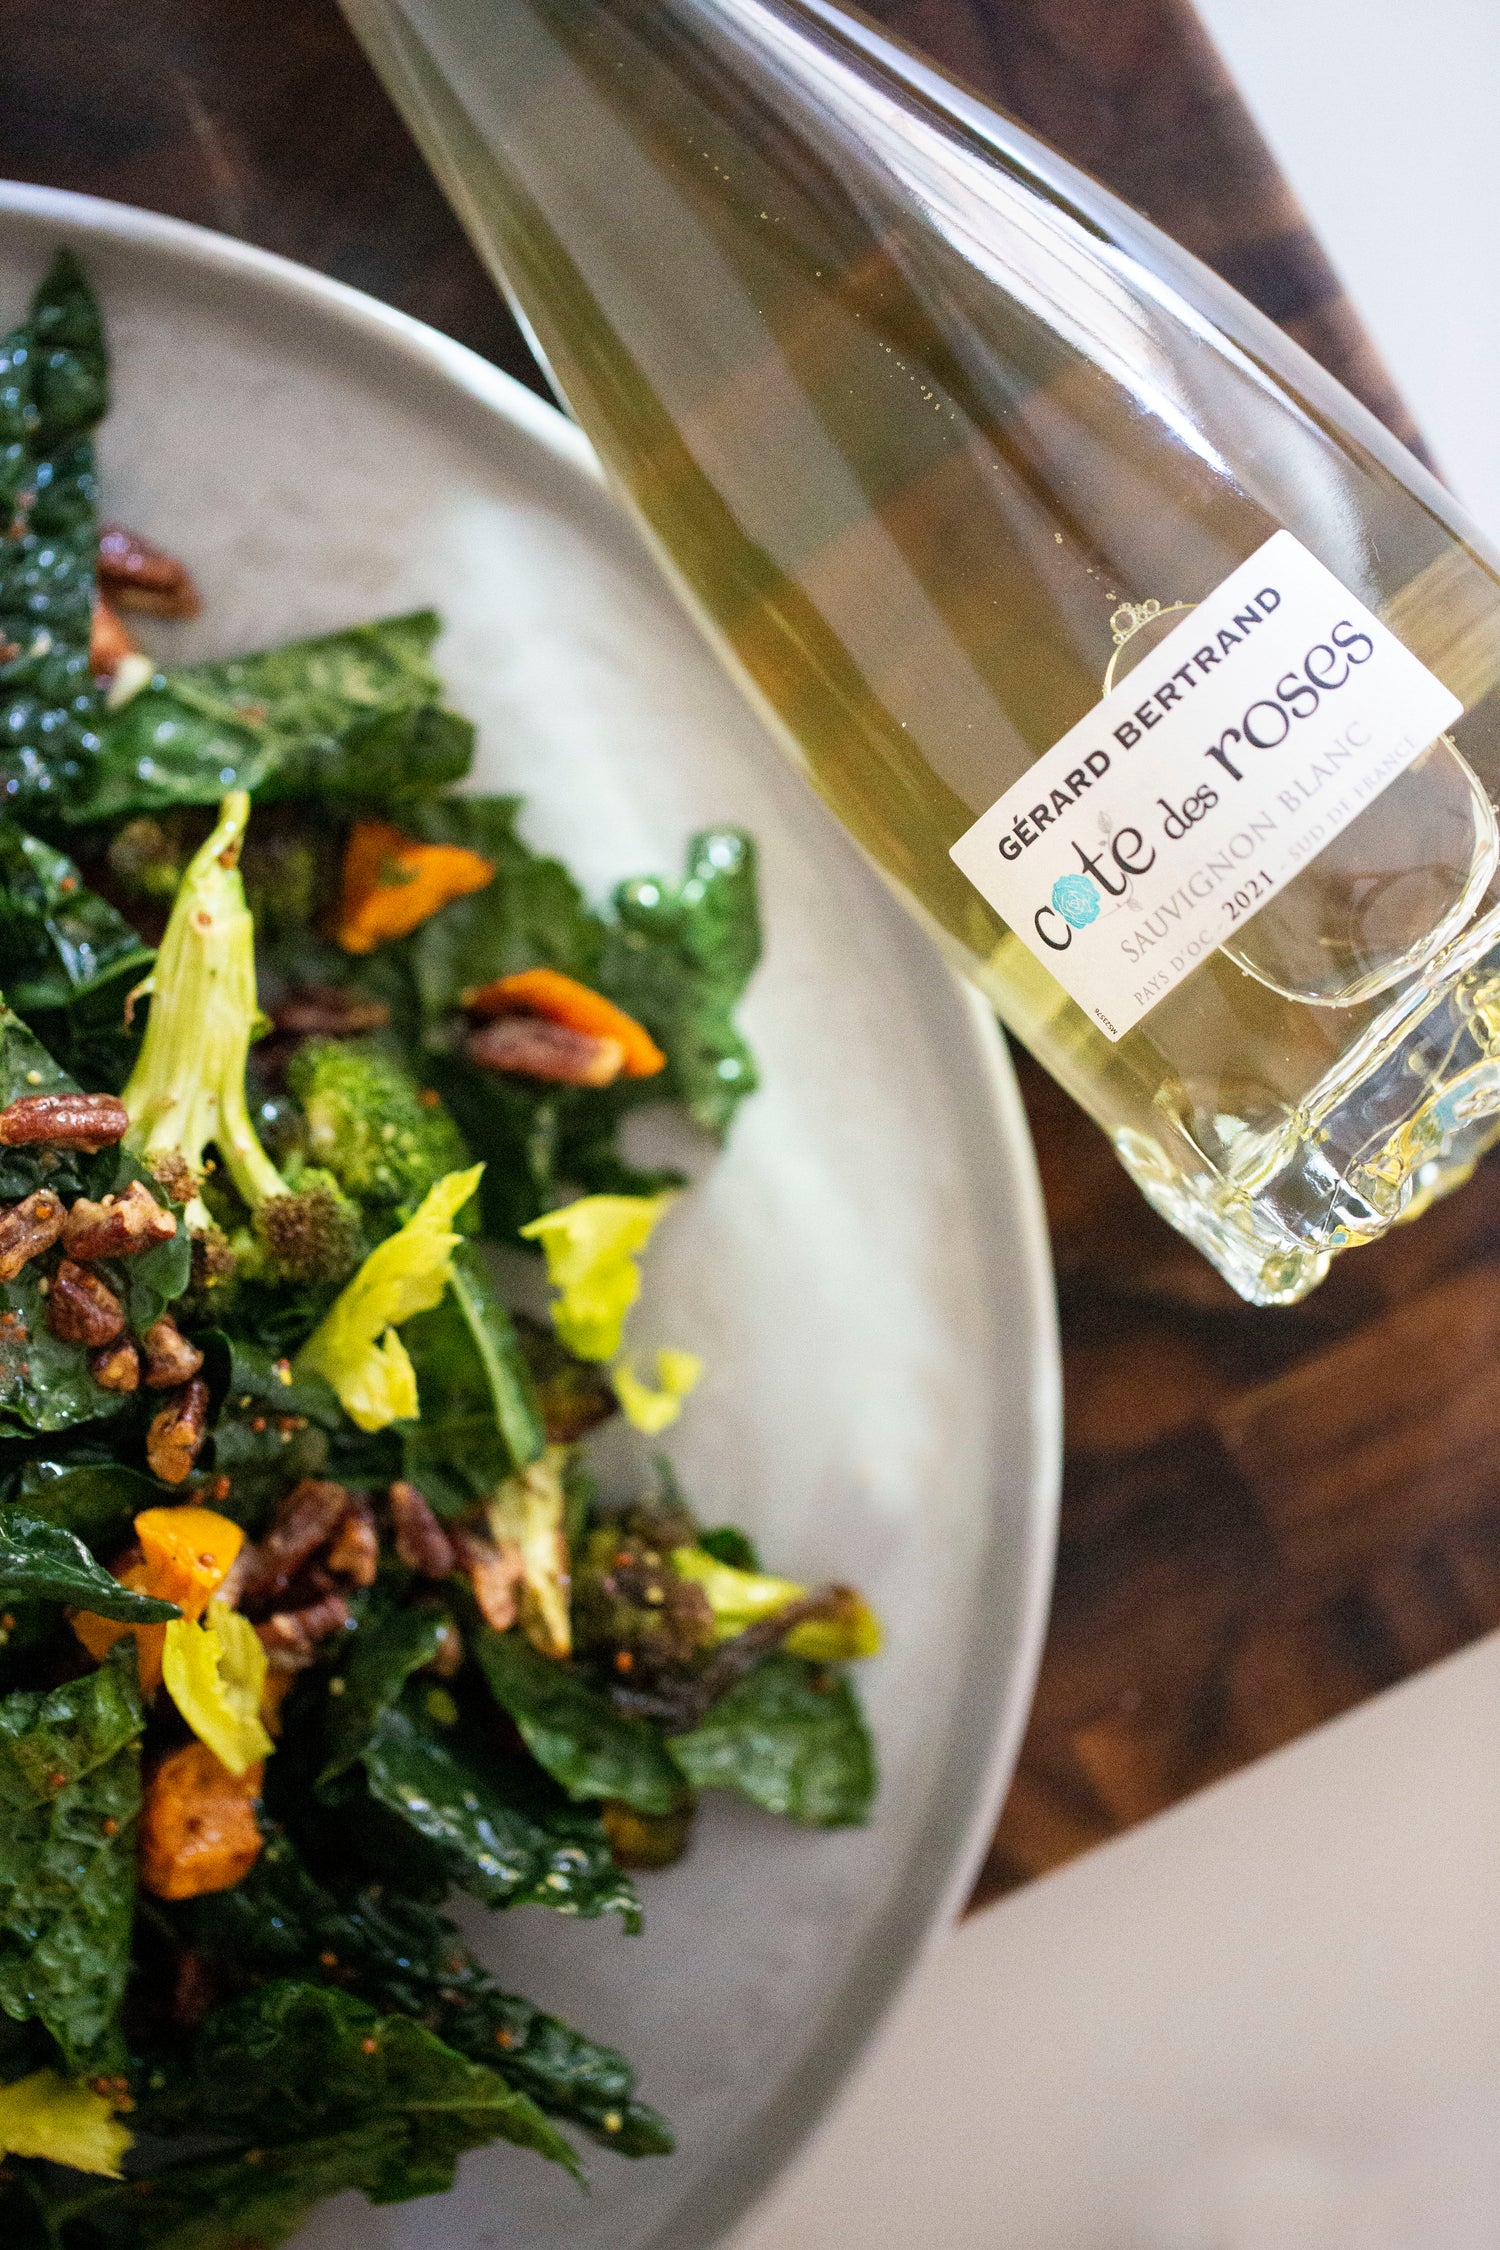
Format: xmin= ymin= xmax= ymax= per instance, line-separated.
xmin=949 ymin=531 xmax=1465 ymax=1040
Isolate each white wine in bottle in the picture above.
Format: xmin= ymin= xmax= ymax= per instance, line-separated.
xmin=341 ymin=0 xmax=1500 ymax=1301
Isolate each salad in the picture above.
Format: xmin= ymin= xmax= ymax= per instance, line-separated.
xmin=0 ymin=254 xmax=879 ymax=2248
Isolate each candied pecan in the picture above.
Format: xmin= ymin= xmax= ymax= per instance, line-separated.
xmin=325 ymin=1497 xmax=379 ymax=1588
xmin=89 ymin=596 xmax=138 ymax=679
xmin=388 ymin=1481 xmax=456 ymax=1578
xmin=0 ymin=1092 xmax=129 ymax=1151
xmin=270 ymin=985 xmax=392 ymax=1037
xmin=452 ymin=1528 xmax=524 ymax=1632
xmin=63 ymin=1177 xmax=178 ymax=1262
xmin=0 ymin=1188 xmax=66 ymax=1281
xmin=90 ymin=1337 xmax=141 ymax=1393
xmin=46 ymin=1259 xmax=125 ymax=1347
xmin=141 ymin=1316 xmax=205 ymax=1389
xmin=236 ymin=1478 xmax=351 ymax=1608
xmin=97 ymin=523 xmax=201 ymax=618
xmin=466 ymin=1015 xmax=625 ymax=1088
xmin=257 ymin=1591 xmax=352 ymax=1671
xmin=146 ymin=1377 xmax=211 ymax=1485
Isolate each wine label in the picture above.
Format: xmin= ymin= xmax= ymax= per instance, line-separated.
xmin=950 ymin=530 xmax=1464 ymax=1040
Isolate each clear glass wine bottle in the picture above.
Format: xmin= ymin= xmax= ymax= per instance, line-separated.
xmin=340 ymin=0 xmax=1500 ymax=1302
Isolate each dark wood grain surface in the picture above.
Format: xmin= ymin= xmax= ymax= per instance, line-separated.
xmin=6 ymin=0 xmax=1491 ymax=1907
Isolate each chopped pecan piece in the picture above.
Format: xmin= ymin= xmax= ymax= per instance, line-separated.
xmin=388 ymin=1480 xmax=455 ymax=1578
xmin=90 ymin=1337 xmax=141 ymax=1393
xmin=141 ymin=1316 xmax=205 ymax=1389
xmin=97 ymin=523 xmax=202 ymax=617
xmin=89 ymin=596 xmax=138 ymax=680
xmin=257 ymin=1591 xmax=352 ymax=1671
xmin=146 ymin=1377 xmax=211 ymax=1485
xmin=236 ymin=1478 xmax=351 ymax=1608
xmin=325 ymin=1496 xmax=379 ymax=1588
xmin=452 ymin=1527 xmax=524 ymax=1632
xmin=270 ymin=984 xmax=392 ymax=1037
xmin=0 ymin=1188 xmax=66 ymax=1281
xmin=0 ymin=1092 xmax=129 ymax=1151
xmin=46 ymin=1259 xmax=125 ymax=1347
xmin=466 ymin=1015 xmax=625 ymax=1088
xmin=63 ymin=1177 xmax=178 ymax=1262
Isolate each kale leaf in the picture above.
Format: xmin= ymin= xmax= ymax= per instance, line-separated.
xmin=399 ymin=1247 xmax=543 ymax=1513
xmin=0 ymin=1643 xmax=142 ymax=2069
xmin=6 ymin=1460 xmax=163 ymax=1553
xmin=321 ymin=1694 xmax=641 ymax=1926
xmin=172 ymin=1833 xmax=673 ymax=2156
xmin=0 ymin=253 xmax=109 ymax=817
xmin=319 ymin=1604 xmax=450 ymax=1782
xmin=599 ymin=829 xmax=760 ymax=1135
xmin=472 ymin=1626 xmax=687 ymax=1816
xmin=68 ymin=612 xmax=474 ymax=822
xmin=135 ymin=1977 xmax=577 ymax=2175
xmin=196 ymin=1336 xmax=341 ymax=1532
xmin=0 ymin=1264 xmax=117 ymax=1435
xmin=399 ymin=796 xmax=604 ymax=1030
xmin=668 ymin=1652 xmax=876 ymax=1827
xmin=0 ymin=1508 xmax=175 ymax=1620
xmin=0 ymin=821 xmax=152 ymax=1017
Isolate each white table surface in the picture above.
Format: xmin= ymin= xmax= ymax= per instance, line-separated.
xmin=729 ymin=8 xmax=1500 ymax=2242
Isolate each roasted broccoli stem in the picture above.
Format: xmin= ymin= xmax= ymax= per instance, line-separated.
xmin=121 ymin=792 xmax=360 ymax=1284
xmin=287 ymin=1035 xmax=471 ymax=1220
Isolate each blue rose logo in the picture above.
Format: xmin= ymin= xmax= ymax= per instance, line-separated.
xmin=1050 ymin=872 xmax=1100 ymax=929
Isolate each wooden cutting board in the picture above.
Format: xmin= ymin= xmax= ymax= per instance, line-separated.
xmin=5 ymin=0 xmax=1492 ymax=1909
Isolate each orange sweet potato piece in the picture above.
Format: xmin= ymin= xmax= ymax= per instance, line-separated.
xmin=71 ymin=1506 xmax=245 ymax=1695
xmin=138 ymin=1740 xmax=264 ymax=1900
xmin=463 ymin=967 xmax=666 ymax=1078
xmin=335 ymin=822 xmax=494 ymax=954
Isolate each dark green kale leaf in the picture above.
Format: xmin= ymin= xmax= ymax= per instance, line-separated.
xmin=68 ymin=612 xmax=474 ymax=823
xmin=0 ymin=821 xmax=152 ymax=1017
xmin=7 ymin=1460 xmax=164 ymax=1553
xmin=48 ymin=2129 xmax=421 ymax=2250
xmin=0 ymin=1508 xmax=175 ymax=1619
xmin=321 ymin=1694 xmax=641 ymax=1926
xmin=400 ymin=795 xmax=605 ymax=1029
xmin=134 ymin=1978 xmax=577 ymax=2178
xmin=399 ymin=1247 xmax=543 ymax=1512
xmin=0 ymin=820 xmax=154 ymax=1096
xmin=598 ymin=829 xmax=760 ymax=1135
xmin=196 ymin=1336 xmax=340 ymax=1532
xmin=668 ymin=1652 xmax=876 ymax=1827
xmin=0 ymin=253 xmax=109 ymax=817
xmin=472 ymin=1626 xmax=687 ymax=1817
xmin=697 ymin=1522 xmax=761 ymax=1570
xmin=0 ymin=1642 xmax=142 ymax=2070
xmin=320 ymin=1604 xmax=449 ymax=1782
xmin=173 ymin=1833 xmax=673 ymax=2156
xmin=0 ymin=1263 xmax=117 ymax=1435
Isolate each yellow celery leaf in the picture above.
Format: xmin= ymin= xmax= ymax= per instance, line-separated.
xmin=519 ymin=1192 xmax=675 ymax=1362
xmin=613 ymin=1347 xmax=703 ymax=1435
xmin=296 ymin=1165 xmax=482 ymax=1429
xmin=0 ymin=2070 xmax=132 ymax=2176
xmin=672 ymin=1547 xmax=882 ymax=1660
xmin=486 ymin=1445 xmax=572 ymax=1658
xmin=162 ymin=1599 xmax=274 ymax=1776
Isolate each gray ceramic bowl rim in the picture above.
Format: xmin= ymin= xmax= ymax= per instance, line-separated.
xmin=0 ymin=175 xmax=1062 ymax=2243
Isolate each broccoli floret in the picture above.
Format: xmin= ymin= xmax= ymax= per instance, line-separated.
xmin=287 ymin=1036 xmax=471 ymax=1219
xmin=121 ymin=792 xmax=361 ymax=1287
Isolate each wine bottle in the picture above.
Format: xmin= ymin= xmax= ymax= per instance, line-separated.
xmin=341 ymin=0 xmax=1500 ymax=1302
